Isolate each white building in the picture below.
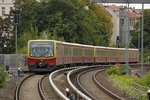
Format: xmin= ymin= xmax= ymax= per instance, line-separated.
xmin=0 ymin=0 xmax=15 ymax=18
xmin=105 ymin=5 xmax=120 ymax=45
xmin=104 ymin=5 xmax=141 ymax=45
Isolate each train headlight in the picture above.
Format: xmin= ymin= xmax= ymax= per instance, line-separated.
xmin=48 ymin=54 xmax=53 ymax=56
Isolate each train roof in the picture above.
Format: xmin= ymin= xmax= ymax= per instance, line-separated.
xmin=94 ymin=46 xmax=107 ymax=49
xmin=59 ymin=41 xmax=95 ymax=48
xmin=28 ymin=40 xmax=55 ymax=42
xmin=28 ymin=40 xmax=139 ymax=50
xmin=28 ymin=40 xmax=93 ymax=48
xmin=94 ymin=46 xmax=138 ymax=51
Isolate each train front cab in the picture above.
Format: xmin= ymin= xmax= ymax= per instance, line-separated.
xmin=27 ymin=40 xmax=57 ymax=72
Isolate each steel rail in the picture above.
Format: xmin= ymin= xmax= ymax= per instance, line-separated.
xmin=49 ymin=67 xmax=76 ymax=100
xmin=76 ymin=69 xmax=97 ymax=100
xmin=38 ymin=74 xmax=49 ymax=100
xmin=14 ymin=74 xmax=35 ymax=100
xmin=67 ymin=66 xmax=101 ymax=100
xmin=93 ymin=70 xmax=124 ymax=100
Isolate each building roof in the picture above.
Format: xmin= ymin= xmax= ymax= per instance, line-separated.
xmin=109 ymin=5 xmax=125 ymax=11
xmin=133 ymin=9 xmax=142 ymax=15
xmin=128 ymin=11 xmax=139 ymax=19
xmin=108 ymin=5 xmax=141 ymax=19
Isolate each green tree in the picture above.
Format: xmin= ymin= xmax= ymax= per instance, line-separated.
xmin=131 ymin=9 xmax=150 ymax=60
xmin=0 ymin=16 xmax=15 ymax=54
xmin=15 ymin=0 xmax=113 ymax=53
xmin=17 ymin=26 xmax=39 ymax=53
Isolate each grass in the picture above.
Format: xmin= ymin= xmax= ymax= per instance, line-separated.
xmin=106 ymin=65 xmax=149 ymax=100
xmin=0 ymin=65 xmax=7 ymax=88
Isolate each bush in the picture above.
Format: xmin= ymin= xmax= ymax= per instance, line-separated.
xmin=119 ymin=65 xmax=127 ymax=75
xmin=106 ymin=66 xmax=119 ymax=75
xmin=106 ymin=64 xmax=127 ymax=75
xmin=108 ymin=74 xmax=136 ymax=91
xmin=136 ymin=70 xmax=150 ymax=87
xmin=0 ymin=65 xmax=7 ymax=88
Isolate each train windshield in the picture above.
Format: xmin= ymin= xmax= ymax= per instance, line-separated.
xmin=30 ymin=42 xmax=54 ymax=57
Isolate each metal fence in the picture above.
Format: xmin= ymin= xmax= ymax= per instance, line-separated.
xmin=0 ymin=54 xmax=27 ymax=70
xmin=126 ymin=82 xmax=148 ymax=100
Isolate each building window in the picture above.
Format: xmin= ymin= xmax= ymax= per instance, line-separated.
xmin=130 ymin=19 xmax=132 ymax=26
xmin=130 ymin=19 xmax=134 ymax=26
xmin=120 ymin=19 xmax=124 ymax=25
xmin=2 ymin=7 xmax=5 ymax=15
xmin=10 ymin=7 xmax=13 ymax=10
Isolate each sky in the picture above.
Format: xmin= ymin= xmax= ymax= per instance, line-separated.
xmin=107 ymin=3 xmax=150 ymax=9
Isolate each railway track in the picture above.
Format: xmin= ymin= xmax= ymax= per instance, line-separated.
xmin=49 ymin=67 xmax=77 ymax=100
xmin=40 ymin=74 xmax=60 ymax=100
xmin=15 ymin=74 xmax=60 ymax=100
xmin=15 ymin=74 xmax=43 ymax=100
xmin=70 ymin=68 xmax=117 ymax=100
xmin=78 ymin=69 xmax=115 ymax=100
xmin=14 ymin=65 xmax=150 ymax=100
xmin=94 ymin=70 xmax=130 ymax=100
xmin=68 ymin=66 xmax=130 ymax=100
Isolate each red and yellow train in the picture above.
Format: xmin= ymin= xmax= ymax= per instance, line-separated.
xmin=27 ymin=40 xmax=139 ymax=72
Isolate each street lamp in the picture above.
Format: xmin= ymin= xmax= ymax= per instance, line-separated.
xmin=124 ymin=3 xmax=130 ymax=75
xmin=13 ymin=9 xmax=20 ymax=54
xmin=13 ymin=9 xmax=20 ymax=68
xmin=141 ymin=3 xmax=144 ymax=77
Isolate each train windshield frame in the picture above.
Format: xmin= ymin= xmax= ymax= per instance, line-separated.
xmin=30 ymin=41 xmax=54 ymax=57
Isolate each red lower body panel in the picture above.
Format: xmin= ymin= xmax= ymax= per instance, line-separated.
xmin=95 ymin=58 xmax=107 ymax=63
xmin=28 ymin=58 xmax=56 ymax=71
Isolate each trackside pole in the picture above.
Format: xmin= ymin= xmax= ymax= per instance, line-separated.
xmin=148 ymin=89 xmax=150 ymax=100
xmin=141 ymin=3 xmax=144 ymax=77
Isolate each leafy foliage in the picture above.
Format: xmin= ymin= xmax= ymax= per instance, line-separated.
xmin=136 ymin=70 xmax=150 ymax=87
xmin=0 ymin=17 xmax=15 ymax=53
xmin=131 ymin=9 xmax=150 ymax=60
xmin=108 ymin=69 xmax=150 ymax=100
xmin=108 ymin=74 xmax=136 ymax=91
xmin=106 ymin=66 xmax=119 ymax=75
xmin=107 ymin=67 xmax=150 ymax=98
xmin=17 ymin=26 xmax=39 ymax=53
xmin=17 ymin=26 xmax=64 ymax=53
xmin=14 ymin=0 xmax=113 ymax=53
xmin=106 ymin=64 xmax=126 ymax=75
xmin=0 ymin=65 xmax=7 ymax=88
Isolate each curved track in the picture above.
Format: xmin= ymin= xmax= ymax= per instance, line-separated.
xmin=94 ymin=70 xmax=129 ymax=100
xmin=51 ymin=71 xmax=69 ymax=96
xmin=15 ymin=74 xmax=52 ymax=100
xmin=40 ymin=74 xmax=60 ymax=100
xmin=18 ymin=74 xmax=44 ymax=100
xmin=69 ymin=67 xmax=127 ymax=100
xmin=77 ymin=69 xmax=115 ymax=100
